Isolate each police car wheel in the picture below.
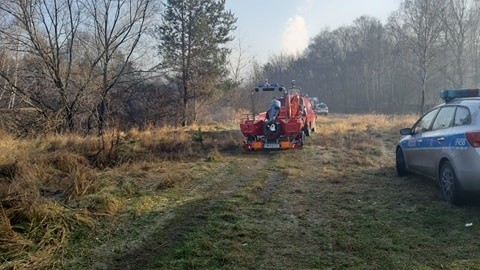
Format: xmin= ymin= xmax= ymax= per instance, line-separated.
xmin=439 ymin=161 xmax=462 ymax=205
xmin=395 ymin=148 xmax=408 ymax=177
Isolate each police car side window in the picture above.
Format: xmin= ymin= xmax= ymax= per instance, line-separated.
xmin=454 ymin=106 xmax=470 ymax=126
xmin=412 ymin=108 xmax=439 ymax=133
xmin=432 ymin=106 xmax=455 ymax=130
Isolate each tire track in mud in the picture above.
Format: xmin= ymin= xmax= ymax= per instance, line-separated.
xmin=258 ymin=171 xmax=286 ymax=202
xmin=109 ymin=155 xmax=271 ymax=269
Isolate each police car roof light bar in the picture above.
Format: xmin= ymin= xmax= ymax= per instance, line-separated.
xmin=440 ymin=88 xmax=480 ymax=102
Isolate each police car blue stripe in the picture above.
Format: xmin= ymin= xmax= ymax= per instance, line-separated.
xmin=401 ymin=133 xmax=469 ymax=150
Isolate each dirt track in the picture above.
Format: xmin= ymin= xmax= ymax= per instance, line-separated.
xmin=93 ymin=115 xmax=480 ymax=269
xmin=102 ymin=116 xmax=401 ymax=269
xmin=110 ymin=155 xmax=271 ymax=269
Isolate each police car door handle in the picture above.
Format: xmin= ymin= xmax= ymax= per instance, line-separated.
xmin=437 ymin=137 xmax=445 ymax=142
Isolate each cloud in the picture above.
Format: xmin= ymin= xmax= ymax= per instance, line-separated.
xmin=281 ymin=15 xmax=309 ymax=55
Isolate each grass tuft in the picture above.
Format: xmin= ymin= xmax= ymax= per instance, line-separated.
xmin=206 ymin=148 xmax=223 ymax=162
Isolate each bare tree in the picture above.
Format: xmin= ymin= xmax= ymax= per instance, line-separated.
xmin=197 ymin=34 xmax=251 ymax=123
xmin=468 ymin=0 xmax=480 ymax=85
xmin=389 ymin=0 xmax=447 ymax=114
xmin=350 ymin=16 xmax=386 ymax=111
xmin=0 ymin=0 xmax=83 ymax=130
xmin=443 ymin=0 xmax=469 ymax=87
xmin=228 ymin=35 xmax=250 ymax=86
xmin=81 ymin=0 xmax=155 ymax=134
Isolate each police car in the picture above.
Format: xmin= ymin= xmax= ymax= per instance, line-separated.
xmin=315 ymin=102 xmax=329 ymax=116
xmin=396 ymin=89 xmax=480 ymax=204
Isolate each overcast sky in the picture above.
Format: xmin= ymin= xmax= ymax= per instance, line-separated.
xmin=225 ymin=0 xmax=401 ymax=64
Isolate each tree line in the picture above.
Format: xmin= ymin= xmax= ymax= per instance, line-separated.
xmin=0 ymin=0 xmax=236 ymax=134
xmin=1 ymin=0 xmax=480 ymax=135
xmin=256 ymin=0 xmax=480 ymax=115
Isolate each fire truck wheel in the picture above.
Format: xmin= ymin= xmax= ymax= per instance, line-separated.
xmin=304 ymin=124 xmax=311 ymax=137
xmin=297 ymin=131 xmax=305 ymax=148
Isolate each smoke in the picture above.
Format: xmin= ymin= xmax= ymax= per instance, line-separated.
xmin=281 ymin=15 xmax=309 ymax=55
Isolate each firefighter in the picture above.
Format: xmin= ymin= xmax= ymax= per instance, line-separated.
xmin=266 ymin=97 xmax=281 ymax=123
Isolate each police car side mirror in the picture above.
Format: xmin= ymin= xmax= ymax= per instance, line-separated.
xmin=399 ymin=128 xmax=411 ymax=135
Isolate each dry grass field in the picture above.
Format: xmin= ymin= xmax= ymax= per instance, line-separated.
xmin=2 ymin=114 xmax=480 ymax=269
